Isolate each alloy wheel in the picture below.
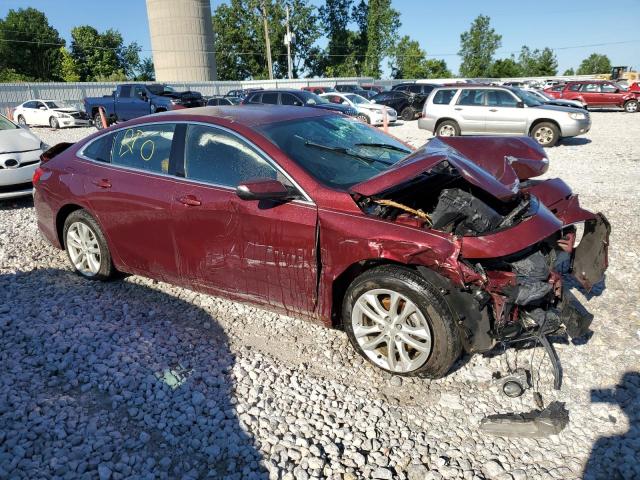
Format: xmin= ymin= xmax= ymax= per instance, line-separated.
xmin=17 ymin=115 xmax=26 ymax=126
xmin=534 ymin=126 xmax=554 ymax=145
xmin=626 ymin=101 xmax=638 ymax=113
xmin=66 ymin=222 xmax=102 ymax=276
xmin=351 ymin=288 xmax=432 ymax=373
xmin=438 ymin=124 xmax=456 ymax=137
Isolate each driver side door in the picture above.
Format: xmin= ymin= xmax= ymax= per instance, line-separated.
xmin=171 ymin=123 xmax=319 ymax=317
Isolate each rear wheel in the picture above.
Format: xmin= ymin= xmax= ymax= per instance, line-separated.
xmin=63 ymin=210 xmax=115 ymax=281
xmin=624 ymin=100 xmax=638 ymax=113
xmin=17 ymin=115 xmax=26 ymax=126
xmin=49 ymin=116 xmax=59 ymax=129
xmin=436 ymin=120 xmax=460 ymax=137
xmin=343 ymin=266 xmax=462 ymax=378
xmin=400 ymin=107 xmax=415 ymax=121
xmin=530 ymin=122 xmax=560 ymax=147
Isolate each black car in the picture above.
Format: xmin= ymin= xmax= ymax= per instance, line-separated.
xmin=354 ymin=89 xmax=377 ymax=100
xmin=335 ymin=84 xmax=360 ymax=93
xmin=224 ymin=88 xmax=264 ymax=99
xmin=242 ymin=89 xmax=358 ymax=117
xmin=391 ymin=82 xmax=438 ymax=97
xmin=206 ymin=96 xmax=241 ymax=106
xmin=371 ymin=90 xmax=423 ymax=121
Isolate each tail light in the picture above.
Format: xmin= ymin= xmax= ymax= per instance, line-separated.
xmin=32 ymin=166 xmax=44 ymax=184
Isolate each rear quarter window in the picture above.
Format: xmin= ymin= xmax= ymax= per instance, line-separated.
xmin=82 ymin=133 xmax=115 ymax=163
xmin=112 ymin=124 xmax=175 ymax=174
xmin=432 ymin=89 xmax=457 ymax=105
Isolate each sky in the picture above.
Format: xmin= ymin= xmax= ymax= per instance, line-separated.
xmin=2 ymin=0 xmax=640 ymax=77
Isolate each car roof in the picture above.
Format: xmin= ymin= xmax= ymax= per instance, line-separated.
xmin=248 ymin=89 xmax=307 ymax=94
xmin=154 ymin=105 xmax=334 ymax=127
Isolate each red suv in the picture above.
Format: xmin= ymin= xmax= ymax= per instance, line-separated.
xmin=544 ymin=81 xmax=639 ymax=112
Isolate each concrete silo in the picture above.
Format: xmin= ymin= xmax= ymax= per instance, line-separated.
xmin=146 ymin=0 xmax=217 ymax=81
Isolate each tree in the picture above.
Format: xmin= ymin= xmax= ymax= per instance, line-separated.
xmin=70 ymin=26 xmax=141 ymax=81
xmin=577 ymin=53 xmax=612 ymax=75
xmin=0 ymin=68 xmax=30 ymax=82
xmin=318 ymin=0 xmax=354 ymax=76
xmin=563 ymin=67 xmax=575 ymax=76
xmin=60 ymin=47 xmax=81 ymax=82
xmin=518 ymin=46 xmax=557 ymax=76
xmin=363 ymin=0 xmax=400 ymax=77
xmin=390 ymin=35 xmax=450 ymax=79
xmin=458 ymin=15 xmax=501 ymax=78
xmin=536 ymin=48 xmax=558 ymax=76
xmin=0 ymin=7 xmax=64 ymax=80
xmin=489 ymin=57 xmax=521 ymax=78
xmin=134 ymin=58 xmax=155 ymax=81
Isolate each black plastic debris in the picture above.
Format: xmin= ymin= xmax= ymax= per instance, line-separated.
xmin=430 ymin=188 xmax=503 ymax=235
xmin=479 ymin=401 xmax=569 ymax=437
xmin=509 ymin=251 xmax=552 ymax=306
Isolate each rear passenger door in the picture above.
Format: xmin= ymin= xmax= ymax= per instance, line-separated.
xmin=580 ymin=83 xmax=604 ymax=106
xmin=455 ymin=89 xmax=487 ymax=133
xmin=80 ymin=123 xmax=181 ymax=282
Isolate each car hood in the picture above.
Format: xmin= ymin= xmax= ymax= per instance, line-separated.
xmin=532 ymin=103 xmax=587 ymax=114
xmin=359 ymin=103 xmax=393 ymax=112
xmin=349 ymin=136 xmax=549 ymax=201
xmin=53 ymin=108 xmax=80 ymax=114
xmin=0 ymin=128 xmax=41 ymax=153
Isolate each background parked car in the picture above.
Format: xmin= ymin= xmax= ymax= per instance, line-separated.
xmin=521 ymin=88 xmax=586 ymax=109
xmin=371 ymin=90 xmax=423 ymax=121
xmin=224 ymin=88 xmax=264 ymax=100
xmin=320 ymin=92 xmax=397 ymax=125
xmin=360 ymin=84 xmax=385 ymax=94
xmin=242 ymin=89 xmax=358 ymax=117
xmin=391 ymin=82 xmax=438 ymax=97
xmin=301 ymin=86 xmax=337 ymax=95
xmin=335 ymin=84 xmax=360 ymax=93
xmin=419 ymin=85 xmax=591 ymax=147
xmin=13 ymin=100 xmax=91 ymax=129
xmin=206 ymin=96 xmax=241 ymax=106
xmin=0 ymin=113 xmax=45 ymax=199
xmin=544 ymin=81 xmax=639 ymax=113
xmin=84 ymin=84 xmax=204 ymax=130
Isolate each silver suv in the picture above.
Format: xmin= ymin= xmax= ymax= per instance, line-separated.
xmin=418 ymin=85 xmax=591 ymax=147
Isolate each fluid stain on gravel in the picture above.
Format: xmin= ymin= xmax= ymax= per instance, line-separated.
xmin=1 ymin=113 xmax=639 ymax=480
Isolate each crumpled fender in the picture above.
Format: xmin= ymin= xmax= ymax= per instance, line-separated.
xmin=523 ymin=178 xmax=598 ymax=224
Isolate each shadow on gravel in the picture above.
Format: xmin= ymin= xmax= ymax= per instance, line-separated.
xmin=584 ymin=371 xmax=640 ymax=480
xmin=0 ymin=196 xmax=34 ymax=211
xmin=560 ymin=137 xmax=592 ymax=147
xmin=0 ymin=268 xmax=266 ymax=479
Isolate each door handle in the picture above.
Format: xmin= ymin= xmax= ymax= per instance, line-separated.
xmin=177 ymin=195 xmax=201 ymax=207
xmin=454 ymin=107 xmax=463 ymax=111
xmin=92 ymin=179 xmax=111 ymax=189
xmin=489 ymin=109 xmax=498 ymax=112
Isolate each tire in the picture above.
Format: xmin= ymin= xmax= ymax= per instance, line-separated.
xmin=357 ymin=113 xmax=370 ymax=124
xmin=400 ymin=107 xmax=415 ymax=121
xmin=17 ymin=115 xmax=26 ymax=126
xmin=530 ymin=121 xmax=560 ymax=147
xmin=435 ymin=120 xmax=460 ymax=137
xmin=94 ymin=112 xmax=105 ymax=130
xmin=624 ymin=100 xmax=638 ymax=113
xmin=49 ymin=116 xmax=59 ymax=129
xmin=63 ymin=210 xmax=115 ymax=281
xmin=342 ymin=265 xmax=462 ymax=378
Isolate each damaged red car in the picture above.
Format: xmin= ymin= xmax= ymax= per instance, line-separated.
xmin=33 ymin=107 xmax=610 ymax=379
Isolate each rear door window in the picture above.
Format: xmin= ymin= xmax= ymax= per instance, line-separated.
xmin=432 ymin=89 xmax=457 ymax=105
xmin=248 ymin=93 xmax=262 ymax=104
xmin=112 ymin=124 xmax=175 ymax=174
xmin=183 ymin=124 xmax=278 ymax=187
xmin=261 ymin=92 xmax=279 ymax=104
xmin=457 ymin=89 xmax=485 ymax=106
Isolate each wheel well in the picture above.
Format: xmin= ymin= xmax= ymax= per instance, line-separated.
xmin=529 ymin=118 xmax=560 ymax=135
xmin=55 ymin=204 xmax=83 ymax=247
xmin=330 ymin=259 xmax=412 ymax=329
xmin=434 ymin=117 xmax=458 ymax=131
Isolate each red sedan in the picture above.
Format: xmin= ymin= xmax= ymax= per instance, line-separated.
xmin=33 ymin=106 xmax=609 ymax=379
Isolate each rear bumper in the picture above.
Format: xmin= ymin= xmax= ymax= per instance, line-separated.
xmin=418 ymin=116 xmax=436 ymax=131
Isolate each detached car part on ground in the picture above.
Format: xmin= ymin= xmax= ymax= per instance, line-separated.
xmin=13 ymin=99 xmax=92 ymax=129
xmin=0 ymin=113 xmax=45 ymax=200
xmin=32 ymin=106 xmax=609 ymax=383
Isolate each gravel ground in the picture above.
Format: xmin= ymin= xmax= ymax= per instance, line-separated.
xmin=1 ymin=115 xmax=639 ymax=480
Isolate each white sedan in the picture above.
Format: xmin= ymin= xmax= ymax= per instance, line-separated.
xmin=0 ymin=114 xmax=45 ymax=200
xmin=13 ymin=99 xmax=91 ymax=129
xmin=320 ymin=92 xmax=397 ymax=125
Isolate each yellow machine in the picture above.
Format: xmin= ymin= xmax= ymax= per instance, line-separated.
xmin=610 ymin=66 xmax=639 ymax=83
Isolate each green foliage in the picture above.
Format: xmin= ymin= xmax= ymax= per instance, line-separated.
xmin=458 ymin=15 xmax=501 ymax=78
xmin=563 ymin=67 xmax=575 ymax=76
xmin=0 ymin=7 xmax=64 ymax=81
xmin=213 ymin=0 xmax=321 ymax=80
xmin=517 ymin=46 xmax=557 ymax=76
xmin=0 ymin=68 xmax=31 ymax=82
xmin=318 ymin=0 xmax=354 ymax=75
xmin=134 ymin=58 xmax=155 ymax=81
xmin=94 ymin=70 xmax=128 ymax=82
xmin=60 ymin=47 xmax=81 ymax=82
xmin=390 ymin=36 xmax=450 ymax=79
xmin=577 ymin=53 xmax=612 ymax=75
xmin=70 ymin=26 xmax=141 ymax=81
xmin=363 ymin=0 xmax=400 ymax=77
xmin=489 ymin=57 xmax=521 ymax=78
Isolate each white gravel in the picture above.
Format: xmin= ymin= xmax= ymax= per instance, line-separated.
xmin=1 ymin=114 xmax=639 ymax=480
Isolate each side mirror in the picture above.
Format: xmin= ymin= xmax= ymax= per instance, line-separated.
xmin=236 ymin=179 xmax=293 ymax=201
xmin=516 ymin=101 xmax=525 ymax=108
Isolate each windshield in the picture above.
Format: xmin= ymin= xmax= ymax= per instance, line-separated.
xmin=298 ymin=91 xmax=329 ymax=105
xmin=44 ymin=101 xmax=61 ymax=109
xmin=147 ymin=84 xmax=176 ymax=95
xmin=513 ymin=88 xmax=543 ymax=107
xmin=0 ymin=114 xmax=19 ymax=130
xmin=345 ymin=94 xmax=370 ymax=105
xmin=258 ymin=115 xmax=412 ymax=189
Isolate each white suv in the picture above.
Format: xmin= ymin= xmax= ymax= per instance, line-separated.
xmin=418 ymin=85 xmax=591 ymax=147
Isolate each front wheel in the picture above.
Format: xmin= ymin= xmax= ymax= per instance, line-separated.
xmin=530 ymin=122 xmax=560 ymax=147
xmin=342 ymin=266 xmax=462 ymax=378
xmin=63 ymin=210 xmax=116 ymax=281
xmin=624 ymin=100 xmax=638 ymax=113
xmin=49 ymin=116 xmax=59 ymax=129
xmin=357 ymin=113 xmax=370 ymax=124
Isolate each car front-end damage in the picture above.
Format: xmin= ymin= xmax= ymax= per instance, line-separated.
xmin=349 ymin=136 xmax=610 ymax=386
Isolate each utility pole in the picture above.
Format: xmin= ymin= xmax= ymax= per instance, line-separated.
xmin=284 ymin=5 xmax=293 ymax=79
xmin=261 ymin=1 xmax=273 ymax=80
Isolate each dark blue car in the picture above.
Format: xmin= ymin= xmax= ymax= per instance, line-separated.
xmin=241 ymin=89 xmax=358 ymax=117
